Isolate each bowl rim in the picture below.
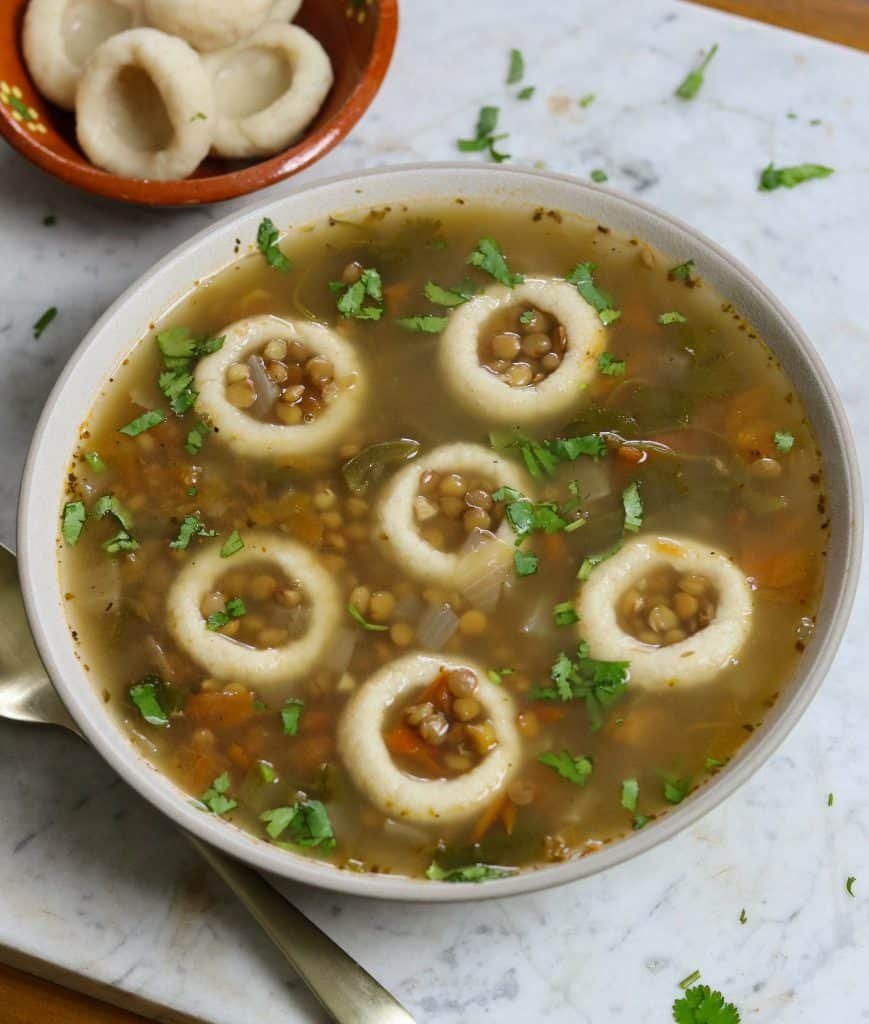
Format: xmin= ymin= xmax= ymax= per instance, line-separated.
xmin=17 ymin=162 xmax=863 ymax=902
xmin=0 ymin=0 xmax=399 ymax=206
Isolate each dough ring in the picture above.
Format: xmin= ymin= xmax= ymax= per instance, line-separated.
xmin=75 ymin=28 xmax=214 ymax=181
xmin=337 ymin=654 xmax=521 ymax=826
xmin=202 ymin=24 xmax=333 ymax=159
xmin=268 ymin=0 xmax=302 ymax=22
xmin=143 ymin=0 xmax=272 ymax=52
xmin=194 ymin=315 xmax=365 ymax=463
xmin=577 ymin=535 xmax=753 ymax=690
xmin=22 ymin=0 xmax=144 ymax=110
xmin=439 ymin=277 xmax=606 ymax=426
xmin=166 ymin=532 xmax=341 ymax=689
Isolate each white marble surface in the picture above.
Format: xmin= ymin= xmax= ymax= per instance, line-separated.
xmin=1 ymin=1 xmax=868 ymax=1021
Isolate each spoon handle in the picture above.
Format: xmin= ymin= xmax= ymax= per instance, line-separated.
xmin=187 ymin=836 xmax=416 ymax=1024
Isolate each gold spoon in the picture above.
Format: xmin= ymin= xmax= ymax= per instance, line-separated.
xmin=0 ymin=543 xmax=415 ymax=1024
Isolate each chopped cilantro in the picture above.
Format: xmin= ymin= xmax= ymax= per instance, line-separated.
xmin=531 ymin=642 xmax=629 ymax=730
xmin=675 ymin=43 xmax=719 ymax=100
xmin=154 ymin=329 xmax=223 ymax=418
xmin=93 ymin=493 xmax=132 ymax=531
xmin=827 ymin=792 xmax=834 ymax=807
xmin=553 ymin=601 xmax=579 ymax=626
xmin=119 ymin=409 xmax=165 ymax=436
xmin=155 ymin=326 xmax=224 ymax=363
xmin=622 ymin=481 xmax=643 ymax=532
xmin=467 ymin=237 xmax=524 ymax=287
xmin=495 ymin=432 xmax=605 ymax=478
xmin=426 ymin=862 xmax=514 ymax=883
xmin=679 ymin=970 xmax=702 ymax=990
xmin=261 ymin=799 xmax=336 ymax=848
xmin=598 ymin=352 xmax=626 ymax=376
xmin=206 ymin=596 xmax=246 ymax=631
xmin=424 ymin=279 xmax=475 ymax=306
xmin=621 ymin=777 xmax=639 ymax=813
xmin=519 ymin=310 xmax=535 ymax=325
xmin=281 ymin=698 xmax=304 ymax=736
xmin=256 ymin=217 xmax=292 ymax=272
xmin=103 ymin=530 xmax=139 ymax=554
xmin=190 ymin=111 xmax=207 ymax=121
xmin=705 ymin=756 xmax=727 ymax=770
xmin=61 ymin=501 xmax=86 ymax=546
xmin=129 ymin=676 xmax=169 ymax=727
xmin=487 ymin=667 xmax=514 ymax=685
xmin=538 ymin=750 xmax=593 ymax=786
xmin=577 ymin=540 xmax=622 ymax=580
xmin=773 ymin=430 xmax=794 ymax=453
xmin=517 ymin=85 xmax=535 ymax=100
xmin=566 ymin=262 xmax=620 ymax=324
xmin=33 ymin=306 xmax=57 ymax=339
xmin=590 ymin=168 xmax=608 ymax=183
xmin=672 ymin=984 xmax=740 ymax=1024
xmin=170 ymin=514 xmax=216 ymax=550
xmin=669 ymin=259 xmax=699 ymax=284
xmin=578 ymin=93 xmax=596 ymax=108
xmin=846 ymin=876 xmax=856 ymax=897
xmin=331 ymin=267 xmax=384 ymax=320
xmin=185 ymin=419 xmax=212 ymax=455
xmin=507 ymin=48 xmax=524 ymax=85
xmin=739 ymin=908 xmax=748 ymax=924
xmin=514 ymin=547 xmax=539 ymax=577
xmin=348 ymin=602 xmax=389 ymax=631
xmin=200 ymin=772 xmax=237 ymax=816
xmin=220 ymin=530 xmax=244 ymax=558
xmin=257 ymin=760 xmax=278 ymax=784
xmin=395 ymin=315 xmax=449 ymax=333
xmin=458 ymin=106 xmax=510 ymax=163
xmin=759 ymin=163 xmax=834 ymax=191
xmin=84 ymin=451 xmax=106 ymax=473
xmin=158 ymin=367 xmax=197 ymax=416
xmin=663 ymin=776 xmax=690 ymax=804
xmin=658 ymin=311 xmax=687 ymax=324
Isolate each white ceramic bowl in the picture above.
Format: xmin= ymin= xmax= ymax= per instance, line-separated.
xmin=18 ymin=165 xmax=862 ymax=901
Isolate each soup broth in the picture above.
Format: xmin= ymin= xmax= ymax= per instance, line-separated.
xmin=58 ymin=200 xmax=826 ymax=881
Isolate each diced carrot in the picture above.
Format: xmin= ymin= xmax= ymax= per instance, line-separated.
xmin=741 ymin=546 xmax=814 ymax=592
xmin=384 ymin=726 xmax=442 ymax=776
xmin=184 ymin=689 xmax=255 ymax=730
xmin=471 ymin=793 xmax=508 ymax=843
xmin=291 ymin=733 xmax=335 ymax=774
xmin=543 ymin=532 xmax=567 ymax=560
xmin=418 ymin=672 xmax=452 ymax=713
xmin=382 ymin=281 xmax=412 ymax=305
xmin=300 ymin=709 xmax=333 ymax=734
xmin=501 ymin=800 xmax=517 ymax=836
xmin=227 ymin=742 xmax=251 ymax=771
xmin=535 ymin=705 xmax=567 ymax=723
xmin=616 ymin=444 xmax=645 ymax=465
xmin=176 ymin=746 xmax=225 ymax=794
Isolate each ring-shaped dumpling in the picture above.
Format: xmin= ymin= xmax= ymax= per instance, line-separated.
xmin=376 ymin=443 xmax=528 ymax=587
xmin=577 ymin=535 xmax=753 ymax=690
xmin=143 ymin=0 xmax=273 ymax=52
xmin=166 ymin=532 xmax=340 ymax=689
xmin=194 ymin=314 xmax=365 ymax=463
xmin=75 ymin=28 xmax=214 ymax=181
xmin=337 ymin=654 xmax=521 ymax=825
xmin=268 ymin=0 xmax=302 ymax=22
xmin=23 ymin=0 xmax=144 ymax=110
xmin=202 ymin=24 xmax=333 ymax=159
xmin=439 ymin=277 xmax=606 ymax=426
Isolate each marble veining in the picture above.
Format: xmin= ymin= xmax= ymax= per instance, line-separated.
xmin=0 ymin=0 xmax=868 ymax=1020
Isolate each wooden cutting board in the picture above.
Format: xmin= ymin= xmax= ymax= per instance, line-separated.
xmin=2 ymin=2 xmax=866 ymax=1022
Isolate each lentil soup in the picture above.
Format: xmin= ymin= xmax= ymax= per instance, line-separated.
xmin=58 ymin=200 xmax=826 ymax=882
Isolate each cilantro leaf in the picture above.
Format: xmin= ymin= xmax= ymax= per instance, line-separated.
xmin=129 ymin=676 xmax=170 ymax=727
xmin=675 ymin=43 xmax=719 ymax=100
xmin=494 ymin=432 xmax=605 ymax=479
xmin=467 ymin=237 xmax=524 ymax=287
xmin=566 ymin=262 xmax=620 ymax=324
xmin=663 ymin=776 xmax=690 ymax=804
xmin=426 ymin=862 xmax=514 ymax=883
xmin=158 ymin=367 xmax=197 ymax=416
xmin=658 ymin=311 xmax=687 ymax=324
xmin=261 ymin=799 xmax=336 ymax=848
xmin=119 ymin=409 xmax=165 ymax=436
xmin=155 ymin=326 xmax=224 ymax=362
xmin=531 ymin=644 xmax=629 ymax=729
xmin=620 ymin=777 xmax=639 ymax=813
xmin=487 ymin=667 xmax=514 ymax=685
xmin=538 ymin=750 xmax=593 ymax=786
xmin=458 ymin=107 xmax=511 ymax=163
xmin=622 ymin=481 xmax=643 ymax=532
xmin=200 ymin=772 xmax=237 ymax=816
xmin=257 ymin=760 xmax=278 ymax=784
xmin=672 ymin=984 xmax=741 ymax=1024
xmin=507 ymin=48 xmax=524 ymax=85
xmin=206 ymin=596 xmax=246 ymax=631
xmin=578 ymin=92 xmax=596 ymax=108
xmin=220 ymin=530 xmax=244 ymax=558
xmin=256 ymin=217 xmax=292 ymax=272
xmin=33 ymin=306 xmax=58 ymax=339
xmin=514 ymin=547 xmax=539 ymax=577
xmin=424 ymin=279 xmax=476 ymax=306
xmin=170 ymin=514 xmax=216 ymax=550
xmin=348 ymin=602 xmax=389 ymax=631
xmin=84 ymin=452 xmax=106 ymax=473
xmin=103 ymin=530 xmax=139 ymax=554
xmin=281 ymin=698 xmax=304 ymax=736
xmin=185 ymin=419 xmax=212 ymax=455
xmin=332 ymin=267 xmax=384 ymax=320
xmin=598 ymin=352 xmax=626 ymax=376
xmin=61 ymin=501 xmax=86 ymax=546
xmin=553 ymin=601 xmax=579 ymax=626
xmin=395 ymin=315 xmax=449 ymax=333
xmin=578 ymin=540 xmax=623 ymax=580
xmin=846 ymin=875 xmax=857 ymax=897
xmin=668 ymin=260 xmax=699 ymax=284
xmin=773 ymin=430 xmax=794 ymax=453
xmin=759 ymin=163 xmax=833 ymax=191
xmin=517 ymin=85 xmax=535 ymax=100
xmin=590 ymin=168 xmax=608 ymax=183
xmin=92 ymin=493 xmax=132 ymax=531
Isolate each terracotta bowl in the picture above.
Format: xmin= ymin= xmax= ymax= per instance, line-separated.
xmin=0 ymin=0 xmax=398 ymax=205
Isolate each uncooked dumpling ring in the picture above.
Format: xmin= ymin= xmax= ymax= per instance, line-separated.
xmin=376 ymin=443 xmax=529 ymax=588
xmin=75 ymin=28 xmax=214 ymax=181
xmin=194 ymin=314 xmax=365 ymax=463
xmin=143 ymin=0 xmax=273 ymax=52
xmin=577 ymin=535 xmax=753 ymax=690
xmin=337 ymin=654 xmax=521 ymax=826
xmin=202 ymin=24 xmax=333 ymax=160
xmin=22 ymin=0 xmax=144 ymax=110
xmin=167 ymin=532 xmax=341 ymax=689
xmin=439 ymin=277 xmax=606 ymax=426
xmin=268 ymin=0 xmax=302 ymax=21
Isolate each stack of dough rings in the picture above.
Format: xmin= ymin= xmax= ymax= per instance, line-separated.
xmin=22 ymin=0 xmax=331 ymax=180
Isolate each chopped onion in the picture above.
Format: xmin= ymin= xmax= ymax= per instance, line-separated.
xmin=79 ymin=558 xmax=121 ymax=617
xmin=322 ymin=627 xmax=357 ymax=675
xmin=455 ymin=529 xmax=513 ymax=613
xmin=521 ymin=595 xmax=552 ymax=636
xmin=248 ymin=353 xmax=280 ymax=415
xmin=417 ymin=603 xmax=459 ymax=650
xmin=573 ymin=458 xmax=613 ymax=506
xmin=145 ymin=635 xmax=174 ymax=678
